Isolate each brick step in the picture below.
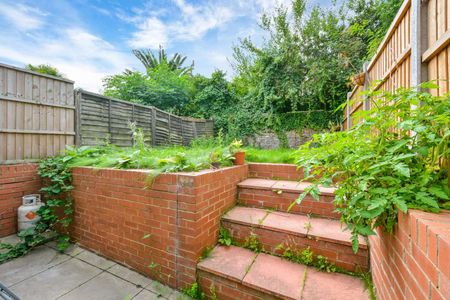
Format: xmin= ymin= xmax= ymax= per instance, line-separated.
xmin=222 ymin=206 xmax=368 ymax=272
xmin=238 ymin=178 xmax=339 ymax=219
xmin=197 ymin=245 xmax=370 ymax=300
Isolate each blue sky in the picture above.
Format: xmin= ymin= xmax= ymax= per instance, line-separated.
xmin=0 ymin=0 xmax=334 ymax=92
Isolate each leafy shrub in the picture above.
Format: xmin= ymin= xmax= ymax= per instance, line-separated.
xmin=182 ymin=282 xmax=205 ymax=300
xmin=218 ymin=227 xmax=233 ymax=246
xmin=296 ymin=85 xmax=449 ymax=252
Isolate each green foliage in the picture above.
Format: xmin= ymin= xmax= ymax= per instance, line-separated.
xmin=103 ymin=63 xmax=195 ymax=114
xmin=278 ymin=111 xmax=339 ymax=132
xmin=218 ymin=226 xmax=233 ymax=246
xmin=200 ymin=246 xmax=213 ymax=260
xmin=277 ymin=244 xmax=314 ymax=265
xmin=244 ymin=147 xmax=296 ymax=164
xmin=296 ymin=86 xmax=450 ymax=252
xmin=182 ymin=282 xmax=205 ymax=300
xmin=348 ymin=0 xmax=403 ymax=58
xmin=316 ymin=255 xmax=337 ymax=273
xmin=243 ymin=232 xmax=263 ymax=252
xmin=25 ymin=64 xmax=64 ymax=78
xmin=0 ymin=228 xmax=46 ymax=262
xmin=0 ymin=156 xmax=74 ymax=262
xmin=132 ymin=46 xmax=194 ymax=75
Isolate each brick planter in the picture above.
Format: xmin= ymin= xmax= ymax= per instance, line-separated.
xmin=71 ymin=165 xmax=248 ymax=289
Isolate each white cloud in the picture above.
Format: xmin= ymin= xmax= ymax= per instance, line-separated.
xmin=126 ymin=0 xmax=235 ymax=49
xmin=0 ymin=2 xmax=47 ymax=31
xmin=129 ymin=17 xmax=169 ymax=48
xmin=0 ymin=26 xmax=136 ymax=92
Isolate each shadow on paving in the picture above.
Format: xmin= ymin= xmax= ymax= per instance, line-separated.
xmin=0 ymin=235 xmax=191 ymax=300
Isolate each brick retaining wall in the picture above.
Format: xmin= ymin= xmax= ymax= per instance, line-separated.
xmin=248 ymin=163 xmax=303 ymax=180
xmin=369 ymin=210 xmax=450 ymax=300
xmin=0 ymin=164 xmax=41 ymax=237
xmin=71 ymin=165 xmax=248 ymax=289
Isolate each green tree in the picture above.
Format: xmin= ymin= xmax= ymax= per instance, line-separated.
xmin=25 ymin=64 xmax=64 ymax=78
xmin=347 ymin=0 xmax=403 ymax=58
xmin=132 ymin=46 xmax=194 ymax=75
xmin=103 ymin=63 xmax=194 ymax=113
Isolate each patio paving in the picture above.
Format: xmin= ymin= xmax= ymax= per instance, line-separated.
xmin=0 ymin=235 xmax=191 ymax=300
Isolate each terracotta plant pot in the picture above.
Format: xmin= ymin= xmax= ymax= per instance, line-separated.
xmin=233 ymin=151 xmax=245 ymax=165
xmin=351 ymin=72 xmax=365 ymax=86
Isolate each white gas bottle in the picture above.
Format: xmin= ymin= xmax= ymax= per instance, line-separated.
xmin=18 ymin=194 xmax=43 ymax=231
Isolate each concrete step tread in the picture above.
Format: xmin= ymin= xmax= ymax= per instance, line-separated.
xmin=238 ymin=178 xmax=335 ymax=195
xmin=222 ymin=206 xmax=367 ymax=248
xmin=197 ymin=245 xmax=370 ymax=300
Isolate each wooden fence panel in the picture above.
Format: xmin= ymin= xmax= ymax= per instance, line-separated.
xmin=424 ymin=0 xmax=450 ymax=96
xmin=0 ymin=63 xmax=75 ymax=163
xmin=76 ymin=90 xmax=213 ymax=148
xmin=344 ymin=0 xmax=449 ymax=129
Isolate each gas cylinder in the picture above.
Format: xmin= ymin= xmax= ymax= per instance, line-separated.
xmin=18 ymin=194 xmax=43 ymax=231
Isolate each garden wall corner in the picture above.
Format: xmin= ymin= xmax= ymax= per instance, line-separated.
xmin=369 ymin=209 xmax=450 ymax=300
xmin=70 ymin=165 xmax=248 ymax=289
xmin=0 ymin=164 xmax=41 ymax=237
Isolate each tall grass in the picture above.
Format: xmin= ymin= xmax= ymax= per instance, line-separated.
xmin=244 ymin=147 xmax=296 ymax=164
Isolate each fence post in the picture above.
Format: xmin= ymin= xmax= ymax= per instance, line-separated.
xmin=168 ymin=114 xmax=171 ymax=144
xmin=410 ymin=0 xmax=428 ymax=87
xmin=74 ymin=90 xmax=82 ymax=146
xmin=151 ymin=107 xmax=157 ymax=146
xmin=346 ymin=92 xmax=351 ymax=129
xmin=193 ymin=121 xmax=197 ymax=138
xmin=363 ymin=61 xmax=370 ymax=111
xmin=108 ymin=98 xmax=112 ymax=142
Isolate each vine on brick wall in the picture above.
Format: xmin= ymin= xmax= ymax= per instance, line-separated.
xmin=0 ymin=156 xmax=73 ymax=262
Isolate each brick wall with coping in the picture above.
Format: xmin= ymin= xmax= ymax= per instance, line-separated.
xmin=369 ymin=210 xmax=450 ymax=300
xmin=0 ymin=164 xmax=42 ymax=237
xmin=71 ymin=165 xmax=248 ymax=289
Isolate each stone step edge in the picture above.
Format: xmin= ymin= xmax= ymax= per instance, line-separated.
xmin=197 ymin=246 xmax=370 ymax=300
xmin=222 ymin=207 xmax=368 ymax=249
xmin=197 ymin=246 xmax=300 ymax=300
xmin=238 ymin=178 xmax=335 ymax=196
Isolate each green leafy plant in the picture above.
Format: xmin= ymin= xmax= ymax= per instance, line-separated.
xmin=209 ymin=284 xmax=219 ymax=300
xmin=296 ymin=86 xmax=450 ymax=252
xmin=218 ymin=226 xmax=233 ymax=246
xmin=0 ymin=155 xmax=74 ymax=262
xmin=200 ymin=246 xmax=213 ymax=260
xmin=243 ymin=232 xmax=263 ymax=252
xmin=316 ymin=255 xmax=337 ymax=273
xmin=182 ymin=282 xmax=205 ymax=300
xmin=277 ymin=244 xmax=314 ymax=265
xmin=229 ymin=139 xmax=243 ymax=154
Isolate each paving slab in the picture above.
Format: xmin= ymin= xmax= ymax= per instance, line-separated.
xmin=302 ymin=268 xmax=369 ymax=300
xmin=0 ymin=234 xmax=21 ymax=245
xmin=46 ymin=241 xmax=85 ymax=257
xmin=222 ymin=206 xmax=269 ymax=225
xmin=242 ymin=252 xmax=306 ymax=300
xmin=108 ymin=264 xmax=153 ymax=288
xmin=146 ymin=281 xmax=177 ymax=298
xmin=75 ymin=249 xmax=116 ymax=269
xmin=262 ymin=211 xmax=309 ymax=235
xmin=0 ymin=246 xmax=71 ymax=286
xmin=272 ymin=180 xmax=302 ymax=192
xmin=10 ymin=258 xmax=102 ymax=300
xmin=58 ymin=271 xmax=142 ymax=300
xmin=197 ymin=245 xmax=257 ymax=281
xmin=132 ymin=288 xmax=163 ymax=300
xmin=166 ymin=290 xmax=193 ymax=300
